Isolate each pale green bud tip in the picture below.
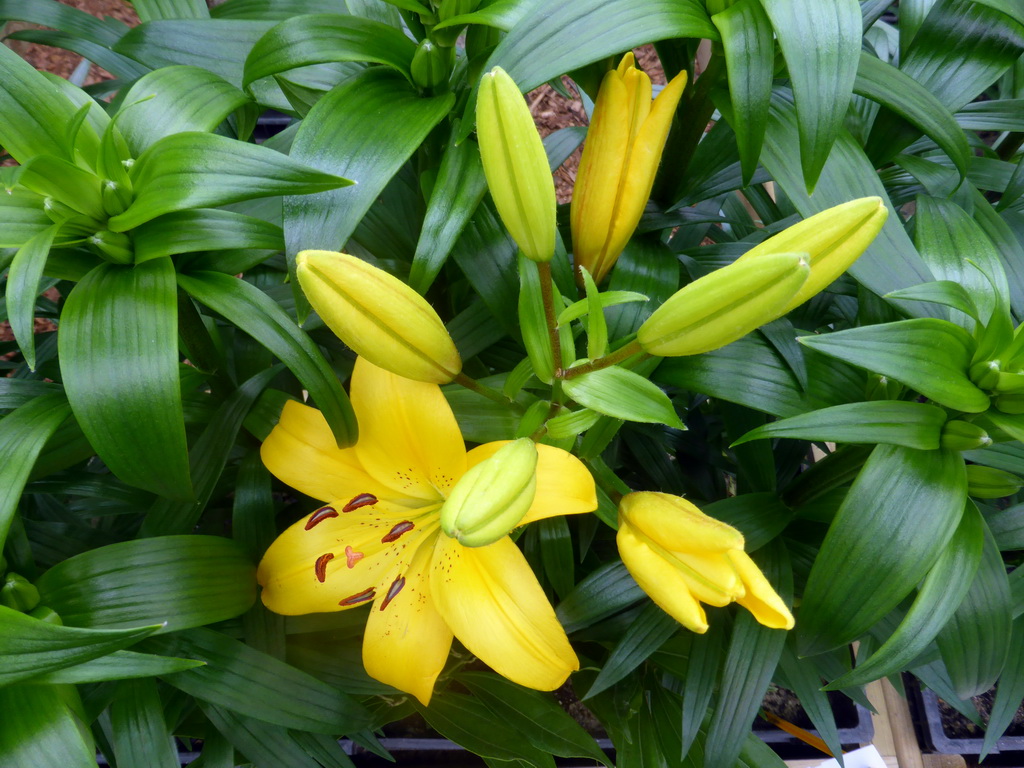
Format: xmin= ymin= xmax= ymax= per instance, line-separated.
xmin=440 ymin=438 xmax=538 ymax=547
xmin=1 ymin=572 xmax=40 ymax=613
xmin=476 ymin=67 xmax=556 ymax=263
xmin=297 ymin=250 xmax=462 ymax=384
xmin=969 ymin=360 xmax=1001 ymax=390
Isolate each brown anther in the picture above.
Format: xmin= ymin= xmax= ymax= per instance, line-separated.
xmin=343 ymin=493 xmax=378 ymax=512
xmin=314 ymin=553 xmax=334 ymax=583
xmin=339 ymin=587 xmax=375 ymax=606
xmin=304 ymin=506 xmax=338 ymax=530
xmin=345 ymin=546 xmax=364 ymax=569
xmin=379 ymin=576 xmax=406 ymax=611
xmin=381 ymin=521 xmax=415 ymax=543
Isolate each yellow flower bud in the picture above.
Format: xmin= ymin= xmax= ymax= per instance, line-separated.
xmin=476 ymin=67 xmax=556 ymax=263
xmin=440 ymin=438 xmax=538 ymax=547
xmin=734 ymin=197 xmax=888 ymax=313
xmin=297 ymin=250 xmax=462 ymax=384
xmin=617 ymin=492 xmax=793 ymax=633
xmin=570 ymin=53 xmax=687 ymax=285
xmin=637 ymin=252 xmax=810 ymax=357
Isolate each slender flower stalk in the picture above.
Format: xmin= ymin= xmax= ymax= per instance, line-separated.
xmin=617 ymin=492 xmax=794 ymax=633
xmin=257 ymin=358 xmax=598 ymax=704
xmin=570 ymin=53 xmax=687 ymax=285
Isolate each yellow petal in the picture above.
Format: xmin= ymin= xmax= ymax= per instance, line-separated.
xmin=464 ymin=442 xmax=597 ymax=525
xmin=602 ymin=67 xmax=687 ymax=284
xmin=617 ymin=524 xmax=708 ymax=633
xmin=260 ymin=399 xmax=380 ymax=504
xmin=729 ymin=551 xmax=795 ymax=630
xmin=570 ymin=69 xmax=631 ymax=275
xmin=297 ymin=250 xmax=461 ymax=384
xmin=362 ymin=538 xmax=454 ymax=705
xmin=618 ymin=492 xmax=744 ymax=553
xmin=734 ymin=197 xmax=887 ymax=313
xmin=431 ymin=535 xmax=578 ymax=690
xmin=351 ymin=358 xmax=467 ymax=502
xmin=668 ymin=548 xmax=744 ymax=606
xmin=257 ymin=505 xmax=437 ymax=616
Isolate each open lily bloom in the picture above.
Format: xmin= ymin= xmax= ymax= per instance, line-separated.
xmin=257 ymin=358 xmax=597 ymax=705
xmin=617 ymin=492 xmax=794 ymax=633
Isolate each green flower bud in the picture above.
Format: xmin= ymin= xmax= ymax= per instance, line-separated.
xmin=996 ymin=371 xmax=1024 ymax=394
xmin=440 ymin=438 xmax=538 ymax=547
xmin=101 ymin=178 xmax=133 ymax=217
xmin=28 ymin=605 xmax=63 ymax=625
xmin=941 ymin=420 xmax=992 ymax=451
xmin=864 ymin=374 xmax=903 ymax=401
xmin=1 ymin=572 xmax=40 ymax=613
xmin=433 ymin=0 xmax=478 ymax=47
xmin=411 ymin=40 xmax=450 ymax=89
xmin=969 ymin=359 xmax=1000 ymax=390
xmin=995 ymin=394 xmax=1024 ymax=414
xmin=966 ymin=464 xmax=1023 ymax=499
xmin=90 ymin=230 xmax=134 ymax=264
xmin=637 ymin=253 xmax=810 ymax=357
xmin=476 ymin=67 xmax=556 ymax=263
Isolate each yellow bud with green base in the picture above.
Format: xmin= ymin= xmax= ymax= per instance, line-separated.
xmin=440 ymin=438 xmax=538 ymax=547
xmin=637 ymin=252 xmax=810 ymax=357
xmin=297 ymin=249 xmax=462 ymax=384
xmin=476 ymin=67 xmax=556 ymax=263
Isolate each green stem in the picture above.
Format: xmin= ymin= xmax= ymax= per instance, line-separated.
xmin=560 ymin=340 xmax=646 ymax=379
xmin=453 ymin=372 xmax=525 ymax=413
xmin=537 ymin=261 xmax=563 ymax=378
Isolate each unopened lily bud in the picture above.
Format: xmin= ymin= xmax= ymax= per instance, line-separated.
xmin=734 ymin=197 xmax=888 ymax=313
xmin=865 ymin=374 xmax=903 ymax=401
xmin=28 ymin=605 xmax=63 ymax=625
xmin=994 ymin=394 xmax=1024 ymax=414
xmin=433 ymin=0 xmax=478 ymax=47
xmin=941 ymin=420 xmax=992 ymax=451
xmin=297 ymin=250 xmax=462 ymax=384
xmin=637 ymin=253 xmax=810 ymax=357
xmin=966 ymin=465 xmax=1023 ymax=498
xmin=996 ymin=371 xmax=1024 ymax=394
xmin=411 ymin=40 xmax=450 ymax=89
xmin=101 ymin=178 xmax=133 ymax=217
xmin=969 ymin=360 xmax=1001 ymax=390
xmin=571 ymin=53 xmax=687 ymax=285
xmin=476 ymin=67 xmax=556 ymax=263
xmin=90 ymin=230 xmax=134 ymax=264
xmin=1 ymin=572 xmax=40 ymax=612
xmin=440 ymin=438 xmax=538 ymax=547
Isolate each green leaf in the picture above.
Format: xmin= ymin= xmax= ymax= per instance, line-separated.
xmin=702 ymin=493 xmax=793 ymax=552
xmin=735 ymin=400 xmax=947 ymax=450
xmin=6 ymin=225 xmax=57 ymax=371
xmin=110 ymin=678 xmax=180 ymax=768
xmin=0 ymin=189 xmax=50 ymax=248
xmin=133 ymin=209 xmax=284 ymax=263
xmin=798 ymin=445 xmax=967 ymax=655
xmin=133 ymin=0 xmax=210 ymax=21
xmin=556 ymin=561 xmax=643 ymax=634
xmin=584 ymin=603 xmax=679 ymax=698
xmin=0 ymin=604 xmax=160 ymax=687
xmin=884 ymin=280 xmax=980 ymax=320
xmin=108 ymin=132 xmax=352 ymax=232
xmin=0 ymin=43 xmax=92 ymax=163
xmin=854 ymin=52 xmax=971 ymax=180
xmin=18 ymin=155 xmax=105 ymax=221
xmin=936 ymin=521 xmax=1013 ymax=698
xmin=823 ymin=502 xmax=984 ymax=689
xmin=243 ymin=14 xmax=417 ymax=87
xmin=58 ymin=259 xmax=191 ymax=498
xmin=562 ymin=365 xmax=683 ymax=428
xmin=409 ymin=133 xmax=488 ymax=294
xmin=36 ymin=535 xmax=256 ymax=632
xmin=0 ymin=0 xmax=125 ymax=44
xmin=176 ymin=271 xmax=356 ymax=446
xmin=212 ymin=0 xmax=346 ymax=19
xmin=759 ymin=0 xmax=861 ymax=191
xmin=0 ymin=684 xmax=97 ymax=768
xmin=200 ymin=703 xmax=332 ymax=768
xmin=705 ymin=542 xmax=791 ymax=768
xmin=148 ymin=628 xmax=370 ymax=733
xmin=980 ymin=615 xmax=1024 ymax=759
xmin=798 ymin=319 xmax=990 ymax=413
xmin=458 ymin=672 xmax=611 ymax=766
xmin=284 ymin=67 xmax=454 ymax=286
xmin=712 ymin=0 xmax=773 ymax=185
xmin=26 ymin=649 xmax=204 ymax=685
xmin=458 ymin=0 xmax=717 ymax=142
xmin=777 ymin=640 xmax=842 ymax=761
xmin=116 ymin=65 xmax=252 ymax=155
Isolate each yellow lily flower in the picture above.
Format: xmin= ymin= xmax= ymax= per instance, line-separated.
xmin=570 ymin=53 xmax=687 ymax=285
xmin=617 ymin=492 xmax=794 ymax=633
xmin=257 ymin=357 xmax=597 ymax=705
